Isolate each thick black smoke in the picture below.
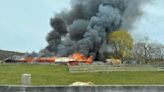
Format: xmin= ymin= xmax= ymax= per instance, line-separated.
xmin=45 ymin=0 xmax=147 ymax=60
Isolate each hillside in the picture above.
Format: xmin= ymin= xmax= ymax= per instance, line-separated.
xmin=0 ymin=50 xmax=24 ymax=60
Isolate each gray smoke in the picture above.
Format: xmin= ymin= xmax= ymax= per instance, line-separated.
xmin=45 ymin=0 xmax=147 ymax=60
xmin=69 ymin=19 xmax=89 ymax=40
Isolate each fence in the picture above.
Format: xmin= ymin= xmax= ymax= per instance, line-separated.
xmin=68 ymin=63 xmax=164 ymax=73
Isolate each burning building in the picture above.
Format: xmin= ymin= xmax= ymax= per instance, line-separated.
xmin=44 ymin=0 xmax=146 ymax=61
xmin=4 ymin=0 xmax=147 ymax=64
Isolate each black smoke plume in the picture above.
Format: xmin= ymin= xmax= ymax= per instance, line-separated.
xmin=45 ymin=0 xmax=147 ymax=60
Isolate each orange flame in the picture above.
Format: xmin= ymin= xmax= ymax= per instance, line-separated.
xmin=38 ymin=57 xmax=55 ymax=62
xmin=70 ymin=53 xmax=87 ymax=62
xmin=86 ymin=56 xmax=94 ymax=64
xmin=70 ymin=53 xmax=93 ymax=64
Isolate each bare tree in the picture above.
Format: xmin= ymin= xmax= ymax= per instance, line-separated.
xmin=133 ymin=37 xmax=155 ymax=63
xmin=133 ymin=37 xmax=164 ymax=64
xmin=133 ymin=43 xmax=152 ymax=63
xmin=152 ymin=43 xmax=164 ymax=60
xmin=161 ymin=47 xmax=164 ymax=60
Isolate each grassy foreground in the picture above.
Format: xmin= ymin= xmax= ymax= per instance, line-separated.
xmin=0 ymin=63 xmax=164 ymax=85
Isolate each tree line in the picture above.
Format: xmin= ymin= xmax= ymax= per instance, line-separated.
xmin=107 ymin=29 xmax=164 ymax=64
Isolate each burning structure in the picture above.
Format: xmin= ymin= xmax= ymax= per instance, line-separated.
xmin=4 ymin=0 xmax=147 ymax=64
xmin=4 ymin=53 xmax=93 ymax=65
xmin=44 ymin=0 xmax=146 ymax=61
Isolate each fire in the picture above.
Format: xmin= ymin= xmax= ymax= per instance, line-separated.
xmin=38 ymin=57 xmax=56 ymax=63
xmin=86 ymin=56 xmax=94 ymax=64
xmin=17 ymin=57 xmax=34 ymax=63
xmin=16 ymin=57 xmax=56 ymax=63
xmin=70 ymin=53 xmax=87 ymax=62
xmin=70 ymin=53 xmax=93 ymax=64
xmin=5 ymin=53 xmax=93 ymax=65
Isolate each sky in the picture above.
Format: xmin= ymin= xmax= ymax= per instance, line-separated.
xmin=132 ymin=0 xmax=164 ymax=43
xmin=0 ymin=0 xmax=71 ymax=52
xmin=0 ymin=0 xmax=163 ymax=52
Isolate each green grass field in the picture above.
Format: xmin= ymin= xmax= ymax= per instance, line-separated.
xmin=0 ymin=63 xmax=164 ymax=85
